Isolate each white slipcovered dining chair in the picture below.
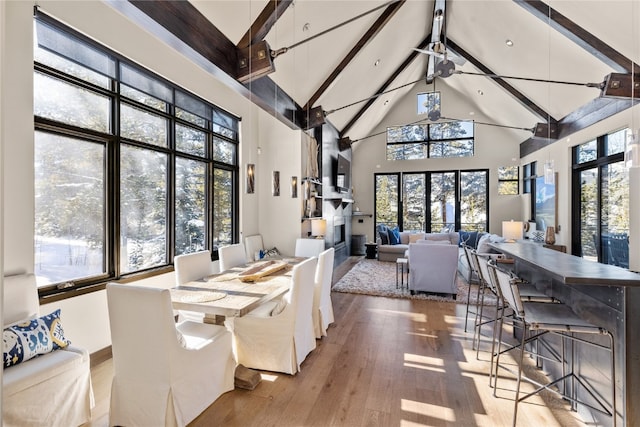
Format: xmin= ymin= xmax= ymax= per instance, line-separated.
xmin=313 ymin=247 xmax=335 ymax=338
xmin=174 ymin=250 xmax=217 ymax=322
xmin=224 ymin=257 xmax=318 ymax=374
xmin=294 ymin=238 xmax=325 ymax=258
xmin=219 ymin=243 xmax=247 ymax=271
xmin=244 ymin=234 xmax=264 ymax=261
xmin=107 ymin=283 xmax=235 ymax=427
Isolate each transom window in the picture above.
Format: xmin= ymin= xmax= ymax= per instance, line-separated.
xmin=34 ymin=14 xmax=239 ymax=295
xmin=386 ymin=120 xmax=474 ymax=160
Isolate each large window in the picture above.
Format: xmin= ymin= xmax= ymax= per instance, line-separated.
xmin=386 ymin=120 xmax=474 ymax=160
xmin=572 ymin=129 xmax=629 ymax=268
xmin=375 ymin=170 xmax=488 ymax=234
xmin=34 ymin=15 xmax=239 ymax=293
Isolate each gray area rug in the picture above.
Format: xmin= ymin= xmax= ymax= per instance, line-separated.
xmin=333 ymin=258 xmax=495 ymax=304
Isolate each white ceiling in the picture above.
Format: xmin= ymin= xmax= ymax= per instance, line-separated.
xmin=191 ymin=0 xmax=640 ymax=144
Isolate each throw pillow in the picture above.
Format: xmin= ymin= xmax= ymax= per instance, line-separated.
xmin=459 ymin=231 xmax=479 ymax=248
xmin=263 ymin=247 xmax=280 ymax=258
xmin=3 ymin=309 xmax=71 ymax=368
xmin=389 ymin=227 xmax=401 ymax=245
xmin=377 ymin=225 xmax=389 ymax=245
xmin=418 ymin=239 xmax=451 ymax=245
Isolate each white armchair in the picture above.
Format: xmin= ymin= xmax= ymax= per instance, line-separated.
xmin=313 ymin=248 xmax=335 ymax=338
xmin=2 ymin=273 xmax=94 ymax=427
xmin=408 ymin=243 xmax=459 ymax=298
xmin=106 ymin=283 xmax=235 ymax=427
xmin=294 ymin=238 xmax=325 ymax=258
xmin=219 ymin=243 xmax=247 ymax=271
xmin=244 ymin=234 xmax=264 ymax=261
xmin=224 ymin=257 xmax=317 ymax=374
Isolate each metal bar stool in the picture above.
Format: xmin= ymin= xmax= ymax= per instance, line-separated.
xmin=492 ymin=265 xmax=616 ymax=427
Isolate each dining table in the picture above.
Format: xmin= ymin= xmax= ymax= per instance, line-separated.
xmin=170 ymin=257 xmax=303 ymax=325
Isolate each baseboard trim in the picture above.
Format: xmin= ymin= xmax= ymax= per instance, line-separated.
xmin=90 ymin=346 xmax=112 ymax=368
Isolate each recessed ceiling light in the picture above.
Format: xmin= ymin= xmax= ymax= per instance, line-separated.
xmin=384 ymin=99 xmax=389 ymax=106
xmin=303 ymin=23 xmax=310 ymax=32
xmin=505 ymin=39 xmax=514 ymax=47
xmin=374 ymin=59 xmax=381 ymax=67
xmin=477 ymin=89 xmax=484 ymax=96
xmin=469 ymin=111 xmax=475 ymax=116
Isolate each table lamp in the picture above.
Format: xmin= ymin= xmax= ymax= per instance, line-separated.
xmin=311 ymin=219 xmax=326 ymax=239
xmin=502 ymin=220 xmax=523 ymax=243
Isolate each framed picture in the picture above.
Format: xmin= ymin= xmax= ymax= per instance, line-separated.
xmin=291 ymin=176 xmax=297 ymax=198
xmin=272 ymin=171 xmax=280 ymax=196
xmin=246 ymin=164 xmax=255 ymax=194
xmin=534 ymin=174 xmax=557 ymax=232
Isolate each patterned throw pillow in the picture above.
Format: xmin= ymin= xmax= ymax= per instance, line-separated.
xmin=3 ymin=309 xmax=71 ymax=368
xmin=263 ymin=247 xmax=280 ymax=258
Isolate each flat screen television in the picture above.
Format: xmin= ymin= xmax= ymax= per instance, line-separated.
xmin=335 ymin=154 xmax=350 ymax=193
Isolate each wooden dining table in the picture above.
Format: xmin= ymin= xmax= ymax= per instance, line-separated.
xmin=170 ymin=257 xmax=303 ymax=324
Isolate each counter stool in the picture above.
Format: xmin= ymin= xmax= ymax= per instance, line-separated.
xmin=492 ymin=266 xmax=616 ymax=427
xmin=396 ymin=257 xmax=408 ymax=290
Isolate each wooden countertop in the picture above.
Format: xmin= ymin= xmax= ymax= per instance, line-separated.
xmin=490 ymin=242 xmax=640 ymax=287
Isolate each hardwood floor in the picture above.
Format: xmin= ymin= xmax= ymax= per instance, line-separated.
xmin=84 ymin=257 xmax=586 ymax=427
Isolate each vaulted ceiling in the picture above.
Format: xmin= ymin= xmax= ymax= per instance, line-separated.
xmin=119 ymin=0 xmax=639 ymax=155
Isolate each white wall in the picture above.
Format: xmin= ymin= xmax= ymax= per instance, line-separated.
xmin=351 ymin=79 xmax=524 ymax=239
xmin=1 ymin=1 xmax=304 ymax=353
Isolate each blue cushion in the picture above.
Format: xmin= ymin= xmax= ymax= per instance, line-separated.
xmin=459 ymin=231 xmax=479 ymax=248
xmin=3 ymin=309 xmax=71 ymax=368
xmin=377 ymin=225 xmax=390 ymax=245
xmin=389 ymin=227 xmax=401 ymax=245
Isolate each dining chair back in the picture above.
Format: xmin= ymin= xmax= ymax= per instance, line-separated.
xmin=244 ymin=234 xmax=264 ymax=261
xmin=174 ymin=250 xmax=214 ymax=284
xmin=106 ymin=283 xmax=235 ymax=427
xmin=313 ymin=247 xmax=335 ymax=338
xmin=294 ymin=238 xmax=325 ymax=258
xmin=219 ymin=243 xmax=247 ymax=271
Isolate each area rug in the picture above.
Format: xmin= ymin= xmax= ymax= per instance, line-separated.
xmin=333 ymin=258 xmax=495 ymax=304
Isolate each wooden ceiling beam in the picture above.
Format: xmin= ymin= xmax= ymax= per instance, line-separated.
xmin=237 ymin=0 xmax=293 ymax=49
xmin=514 ymin=0 xmax=637 ymax=73
xmin=124 ymin=0 xmax=305 ymax=129
xmin=340 ymin=34 xmax=432 ymax=137
xmin=303 ymin=0 xmax=406 ymax=112
xmin=446 ymin=39 xmax=556 ymax=123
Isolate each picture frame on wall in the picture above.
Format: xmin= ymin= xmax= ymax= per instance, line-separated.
xmin=272 ymin=171 xmax=280 ymax=196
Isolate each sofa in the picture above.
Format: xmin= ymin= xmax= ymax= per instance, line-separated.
xmin=3 ymin=273 xmax=94 ymax=427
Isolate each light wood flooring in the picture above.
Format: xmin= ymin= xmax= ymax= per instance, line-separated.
xmin=84 ymin=257 xmax=586 ymax=427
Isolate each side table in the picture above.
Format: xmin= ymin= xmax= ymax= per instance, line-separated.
xmin=365 ymin=243 xmax=377 ymax=259
xmin=396 ymin=257 xmax=408 ymax=289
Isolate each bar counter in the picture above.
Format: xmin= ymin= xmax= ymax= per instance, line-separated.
xmin=490 ymin=242 xmax=640 ymax=427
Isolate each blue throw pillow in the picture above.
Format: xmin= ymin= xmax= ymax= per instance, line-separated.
xmin=377 ymin=225 xmax=390 ymax=245
xmin=459 ymin=231 xmax=479 ymax=248
xmin=389 ymin=227 xmax=401 ymax=245
xmin=3 ymin=309 xmax=71 ymax=368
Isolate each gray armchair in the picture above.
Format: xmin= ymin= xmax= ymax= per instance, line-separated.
xmin=408 ymin=242 xmax=459 ymax=298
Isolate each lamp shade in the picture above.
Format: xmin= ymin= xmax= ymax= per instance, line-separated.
xmin=311 ymin=219 xmax=326 ymax=238
xmin=502 ymin=220 xmax=523 ymax=242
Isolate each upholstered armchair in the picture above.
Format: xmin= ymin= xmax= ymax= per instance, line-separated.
xmin=174 ymin=249 xmax=217 ymax=322
xmin=408 ymin=242 xmax=459 ymax=298
xmin=219 ymin=243 xmax=247 ymax=271
xmin=224 ymin=257 xmax=317 ymax=374
xmin=106 ymin=283 xmax=235 ymax=427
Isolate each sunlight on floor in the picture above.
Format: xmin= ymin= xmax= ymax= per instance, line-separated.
xmin=401 ymin=399 xmax=455 ymax=422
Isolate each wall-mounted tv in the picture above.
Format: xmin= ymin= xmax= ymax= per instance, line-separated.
xmin=335 ymin=154 xmax=350 ymax=193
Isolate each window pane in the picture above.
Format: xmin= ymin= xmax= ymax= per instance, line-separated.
xmin=120 ymin=145 xmax=167 ymax=273
xmin=498 ymin=166 xmax=518 ymax=180
xmin=213 ymin=137 xmax=236 ymax=164
xmin=34 ymin=132 xmax=105 ymax=286
xmin=176 ymin=107 xmax=207 ymax=128
xmin=430 ymin=121 xmax=473 ymax=140
xmin=579 ymin=168 xmax=598 ymax=261
xmin=176 ymin=124 xmax=206 ymax=157
xmin=120 ymin=104 xmax=168 ymax=147
xmin=430 ymin=172 xmax=456 ymax=232
xmin=429 ymin=139 xmax=473 ymax=158
xmin=213 ymin=109 xmax=238 ymax=135
xmin=577 ymin=140 xmax=597 ymax=163
xmin=606 ymin=128 xmax=626 ymax=156
xmin=498 ymin=181 xmax=519 ymax=195
xmin=460 ymin=171 xmax=487 ymax=231
xmin=176 ymin=91 xmax=210 ymax=122
xmin=601 ymin=161 xmax=629 ymax=267
xmin=387 ymin=125 xmax=428 ymax=143
xmin=34 ymin=72 xmax=110 ymax=132
xmin=176 ymin=158 xmax=206 ymax=255
xmin=120 ymin=84 xmax=167 ymax=112
xmin=387 ymin=143 xmax=427 ymax=160
xmin=213 ymin=168 xmax=234 ymax=250
xmin=120 ymin=63 xmax=172 ymax=104
xmin=35 ymin=19 xmax=115 ymax=83
xmin=375 ymin=175 xmax=399 ymax=230
xmin=402 ymin=174 xmax=425 ymax=232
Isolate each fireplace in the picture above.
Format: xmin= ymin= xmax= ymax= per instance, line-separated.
xmin=334 ymin=216 xmax=345 ymax=246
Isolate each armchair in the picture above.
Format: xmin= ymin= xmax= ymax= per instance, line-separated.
xmin=408 ymin=242 xmax=459 ymax=298
xmin=174 ymin=250 xmax=216 ymax=322
xmin=106 ymin=283 xmax=235 ymax=427
xmin=224 ymin=257 xmax=317 ymax=374
xmin=313 ymin=248 xmax=335 ymax=338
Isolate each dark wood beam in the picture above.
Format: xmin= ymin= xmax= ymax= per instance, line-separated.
xmin=520 ymin=97 xmax=639 ymax=157
xmin=303 ymin=0 xmax=405 ymax=111
xmin=123 ymin=0 xmax=305 ymax=129
xmin=446 ymin=39 xmax=556 ymax=123
xmin=514 ymin=0 xmax=637 ymax=73
xmin=129 ymin=0 xmax=238 ymax=78
xmin=340 ymin=35 xmax=432 ymax=137
xmin=237 ymin=0 xmax=293 ymax=49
